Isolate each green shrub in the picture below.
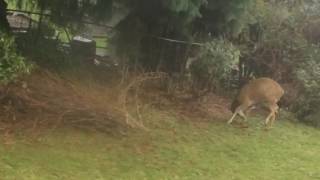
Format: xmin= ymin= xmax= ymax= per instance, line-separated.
xmin=190 ymin=39 xmax=240 ymax=91
xmin=0 ymin=34 xmax=32 ymax=84
xmin=294 ymin=44 xmax=320 ymax=127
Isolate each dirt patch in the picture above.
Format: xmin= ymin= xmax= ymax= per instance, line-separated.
xmin=175 ymin=93 xmax=232 ymax=122
xmin=137 ymin=85 xmax=233 ymax=123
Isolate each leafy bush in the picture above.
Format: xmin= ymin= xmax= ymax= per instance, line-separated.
xmin=0 ymin=34 xmax=32 ymax=84
xmin=294 ymin=44 xmax=320 ymax=127
xmin=190 ymin=39 xmax=240 ymax=92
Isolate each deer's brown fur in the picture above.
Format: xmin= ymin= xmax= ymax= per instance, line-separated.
xmin=228 ymin=78 xmax=284 ymax=128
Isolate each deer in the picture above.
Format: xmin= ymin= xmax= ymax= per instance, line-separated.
xmin=228 ymin=77 xmax=284 ymax=128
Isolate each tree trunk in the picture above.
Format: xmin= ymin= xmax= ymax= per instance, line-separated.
xmin=34 ymin=1 xmax=45 ymax=44
xmin=0 ymin=0 xmax=10 ymax=33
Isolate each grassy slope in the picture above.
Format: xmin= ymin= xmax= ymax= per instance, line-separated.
xmin=0 ymin=109 xmax=320 ymax=180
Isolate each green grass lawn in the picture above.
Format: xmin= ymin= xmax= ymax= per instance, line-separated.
xmin=1 ymin=109 xmax=320 ymax=180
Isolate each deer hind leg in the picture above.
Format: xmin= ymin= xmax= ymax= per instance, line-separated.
xmin=264 ymin=103 xmax=278 ymax=128
xmin=269 ymin=104 xmax=279 ymax=127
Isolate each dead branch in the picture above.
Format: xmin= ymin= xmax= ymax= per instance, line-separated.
xmin=118 ymin=72 xmax=168 ymax=129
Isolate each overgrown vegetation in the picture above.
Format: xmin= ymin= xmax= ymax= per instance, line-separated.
xmin=112 ymin=0 xmax=254 ymax=71
xmin=0 ymin=34 xmax=32 ymax=84
xmin=294 ymin=45 xmax=320 ymax=127
xmin=190 ymin=39 xmax=240 ymax=92
xmin=4 ymin=0 xmax=320 ymax=127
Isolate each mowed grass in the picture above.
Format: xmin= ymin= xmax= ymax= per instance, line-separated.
xmin=0 ymin=110 xmax=320 ymax=180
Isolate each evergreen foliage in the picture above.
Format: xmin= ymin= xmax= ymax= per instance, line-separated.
xmin=112 ymin=0 xmax=254 ymax=72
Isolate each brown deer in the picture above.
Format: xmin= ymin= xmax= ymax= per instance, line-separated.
xmin=228 ymin=78 xmax=284 ymax=127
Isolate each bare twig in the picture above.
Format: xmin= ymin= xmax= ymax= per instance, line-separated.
xmin=118 ymin=72 xmax=168 ymax=129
